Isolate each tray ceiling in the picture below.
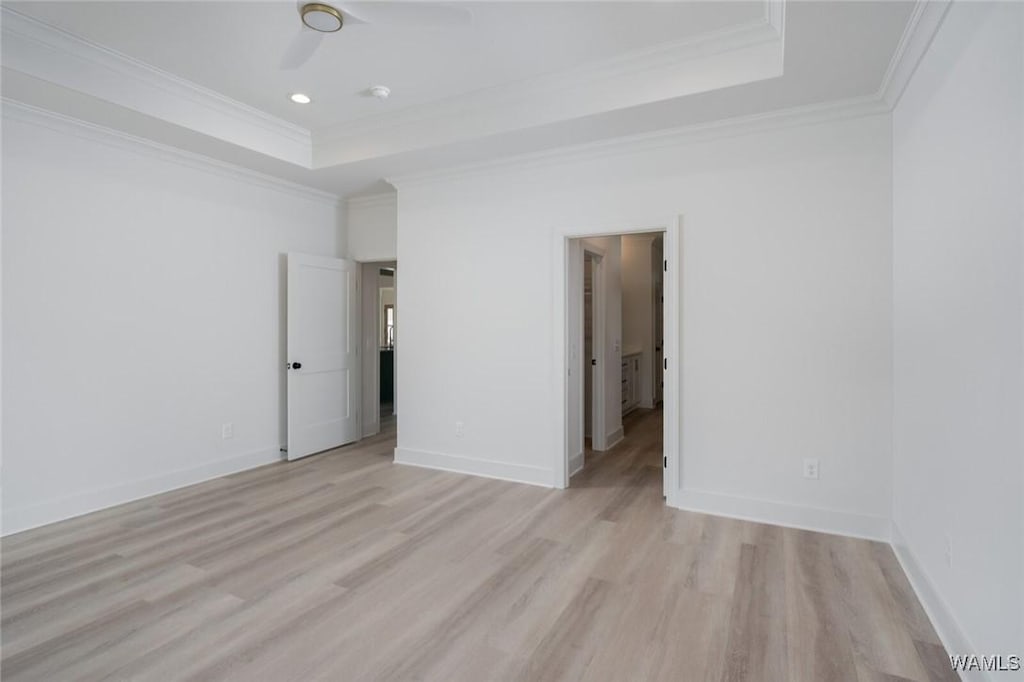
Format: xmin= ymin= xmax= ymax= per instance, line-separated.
xmin=1 ymin=1 xmax=922 ymax=196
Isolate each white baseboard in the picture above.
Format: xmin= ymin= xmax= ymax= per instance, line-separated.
xmin=891 ymin=523 xmax=983 ymax=682
xmin=394 ymin=447 xmax=553 ymax=488
xmin=604 ymin=427 xmax=624 ymax=450
xmin=675 ymin=488 xmax=891 ymax=541
xmin=2 ymin=446 xmax=283 ymax=536
xmin=569 ymin=452 xmax=584 ymax=477
xmin=362 ymin=420 xmax=381 ymax=439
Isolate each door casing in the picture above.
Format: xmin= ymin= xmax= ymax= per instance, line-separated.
xmin=556 ymin=217 xmax=681 ymax=505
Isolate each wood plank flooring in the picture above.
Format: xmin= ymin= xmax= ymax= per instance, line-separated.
xmin=1 ymin=410 xmax=956 ymax=681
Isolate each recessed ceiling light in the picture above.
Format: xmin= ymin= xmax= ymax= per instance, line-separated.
xmin=301 ymin=3 xmax=344 ymax=33
xmin=290 ymin=93 xmax=312 ymax=104
xmin=368 ymin=85 xmax=391 ymax=100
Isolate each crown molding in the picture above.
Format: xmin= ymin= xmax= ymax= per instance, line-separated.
xmin=315 ymin=0 xmax=785 ymax=148
xmin=387 ymin=94 xmax=888 ymax=190
xmin=877 ymin=0 xmax=952 ymax=108
xmin=1 ymin=0 xmax=946 ymax=200
xmin=2 ymin=98 xmax=341 ymax=207
xmin=347 ymin=193 xmax=398 ymax=210
xmin=1 ymin=7 xmax=313 ymax=167
xmin=386 ymin=0 xmax=953 ymax=191
xmin=765 ymin=0 xmax=786 ymax=38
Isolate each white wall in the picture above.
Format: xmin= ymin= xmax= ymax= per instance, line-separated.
xmin=892 ymin=1 xmax=1024 ymax=671
xmin=1 ymin=109 xmax=341 ymax=534
xmin=621 ymin=233 xmax=658 ymax=408
xmin=346 ymin=193 xmax=397 ymax=262
xmin=394 ymin=113 xmax=894 ymax=539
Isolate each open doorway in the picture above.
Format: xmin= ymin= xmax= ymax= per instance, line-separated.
xmin=562 ymin=222 xmax=679 ymax=503
xmin=379 ymin=267 xmax=396 ymax=420
xmin=360 ymin=260 xmax=397 ymax=439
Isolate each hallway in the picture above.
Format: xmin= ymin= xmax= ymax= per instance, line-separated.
xmin=573 ymin=407 xmax=663 ymax=493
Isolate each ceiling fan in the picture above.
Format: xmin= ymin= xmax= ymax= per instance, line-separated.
xmin=281 ymin=2 xmax=472 ymax=70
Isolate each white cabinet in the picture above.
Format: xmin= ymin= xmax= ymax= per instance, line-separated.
xmin=621 ymin=352 xmax=641 ymax=415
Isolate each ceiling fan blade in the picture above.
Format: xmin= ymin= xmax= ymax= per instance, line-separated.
xmin=280 ymin=29 xmax=324 ymax=70
xmin=336 ymin=3 xmax=471 ymax=27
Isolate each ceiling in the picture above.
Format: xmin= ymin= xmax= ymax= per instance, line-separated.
xmin=8 ymin=1 xmax=766 ymax=130
xmin=1 ymin=1 xmax=919 ymax=197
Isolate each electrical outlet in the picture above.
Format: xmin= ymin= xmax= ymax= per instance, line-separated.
xmin=802 ymin=458 xmax=819 ymax=479
xmin=944 ymin=534 xmax=953 ymax=568
xmin=221 ymin=422 xmax=234 ymax=439
xmin=455 ymin=421 xmax=464 ymax=438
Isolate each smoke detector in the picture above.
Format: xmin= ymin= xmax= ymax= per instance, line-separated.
xmin=368 ymin=85 xmax=391 ymax=100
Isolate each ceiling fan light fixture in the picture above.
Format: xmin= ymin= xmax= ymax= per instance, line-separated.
xmin=301 ymin=3 xmax=344 ymax=33
xmin=290 ymin=93 xmax=312 ymax=104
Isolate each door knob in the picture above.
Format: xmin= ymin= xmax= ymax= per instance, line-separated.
xmin=291 ymin=362 xmax=302 ymax=370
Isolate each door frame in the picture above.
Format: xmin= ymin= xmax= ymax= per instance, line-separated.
xmin=555 ymin=216 xmax=682 ymax=507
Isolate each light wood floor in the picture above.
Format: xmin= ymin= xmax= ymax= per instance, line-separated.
xmin=1 ymin=410 xmax=955 ymax=682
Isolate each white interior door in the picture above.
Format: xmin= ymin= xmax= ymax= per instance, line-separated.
xmin=287 ymin=253 xmax=360 ymax=460
xmin=585 ymin=249 xmax=607 ymax=452
xmin=653 ymin=241 xmax=665 ymax=407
